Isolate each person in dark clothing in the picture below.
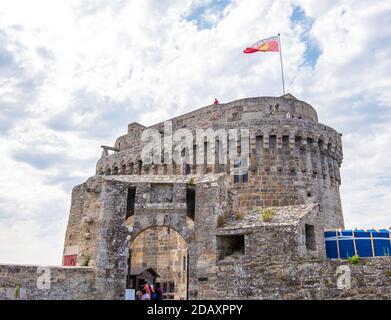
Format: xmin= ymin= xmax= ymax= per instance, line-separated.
xmin=155 ymin=282 xmax=164 ymax=300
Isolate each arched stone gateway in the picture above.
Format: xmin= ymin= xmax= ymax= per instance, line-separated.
xmin=126 ymin=213 xmax=196 ymax=300
xmin=63 ymin=173 xmax=226 ymax=299
xmin=129 ymin=226 xmax=190 ymax=299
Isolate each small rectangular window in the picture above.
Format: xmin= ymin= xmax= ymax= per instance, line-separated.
xmin=242 ymin=158 xmax=248 ymax=183
xmin=305 ymin=224 xmax=316 ymax=251
xmin=269 ymin=135 xmax=277 ymax=149
xmin=256 ymin=135 xmax=263 ymax=164
xmin=173 ymin=162 xmax=177 ymax=174
xmin=233 ymin=159 xmax=240 ymax=183
xmin=169 ymin=282 xmax=175 ymax=293
xmin=217 ymin=234 xmax=244 ymax=261
xmin=242 ymin=172 xmax=248 ymax=183
xmin=306 ymin=139 xmax=313 ymax=173
xmin=216 ymin=139 xmax=220 ymax=164
xmin=129 ymin=163 xmax=134 ymax=174
xmin=186 ymin=187 xmax=195 ymax=220
xmin=233 ymin=159 xmax=248 ymax=184
xmin=126 ymin=187 xmax=136 ymax=219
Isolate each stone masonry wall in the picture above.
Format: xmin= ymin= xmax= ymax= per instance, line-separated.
xmin=2 ymin=257 xmax=390 ymax=300
xmin=63 ymin=176 xmax=104 ymax=268
xmin=0 ymin=264 xmax=97 ymax=300
xmin=207 ymin=257 xmax=391 ymax=300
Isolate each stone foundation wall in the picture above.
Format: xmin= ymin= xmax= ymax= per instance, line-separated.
xmin=0 ymin=264 xmax=98 ymax=300
xmin=1 ymin=257 xmax=390 ymax=300
xmin=197 ymin=257 xmax=391 ymax=300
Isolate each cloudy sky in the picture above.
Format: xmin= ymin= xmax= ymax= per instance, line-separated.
xmin=0 ymin=0 xmax=390 ymax=265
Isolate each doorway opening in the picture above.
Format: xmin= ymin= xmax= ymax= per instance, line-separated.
xmin=127 ymin=226 xmax=188 ymax=300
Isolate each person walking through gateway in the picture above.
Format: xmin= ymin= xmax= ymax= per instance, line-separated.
xmin=155 ymin=282 xmax=163 ymax=300
xmin=143 ymin=280 xmax=152 ymax=297
xmin=141 ymin=288 xmax=150 ymax=300
xmin=151 ymin=287 xmax=158 ymax=300
xmin=136 ymin=285 xmax=143 ymax=300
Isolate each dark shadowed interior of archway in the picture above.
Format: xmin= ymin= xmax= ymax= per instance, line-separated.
xmin=129 ymin=226 xmax=188 ymax=300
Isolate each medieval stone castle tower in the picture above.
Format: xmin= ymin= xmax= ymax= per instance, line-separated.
xmin=62 ymin=94 xmax=345 ymax=299
xmin=1 ymin=95 xmax=390 ymax=300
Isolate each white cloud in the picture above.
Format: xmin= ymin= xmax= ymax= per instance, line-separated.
xmin=291 ymin=0 xmax=391 ymax=228
xmin=0 ymin=0 xmax=390 ymax=265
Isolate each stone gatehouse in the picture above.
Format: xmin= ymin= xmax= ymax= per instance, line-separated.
xmin=1 ymin=94 xmax=391 ymax=300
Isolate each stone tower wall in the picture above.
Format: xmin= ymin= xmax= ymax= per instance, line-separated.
xmin=95 ymin=96 xmax=343 ymax=229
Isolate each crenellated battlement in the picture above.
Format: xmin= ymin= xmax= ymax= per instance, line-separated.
xmin=97 ymin=118 xmax=342 ymax=181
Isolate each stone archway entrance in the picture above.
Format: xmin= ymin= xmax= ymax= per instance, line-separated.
xmin=127 ymin=226 xmax=189 ymax=300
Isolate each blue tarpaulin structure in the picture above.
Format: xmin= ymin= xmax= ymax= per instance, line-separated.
xmin=325 ymin=229 xmax=391 ymax=259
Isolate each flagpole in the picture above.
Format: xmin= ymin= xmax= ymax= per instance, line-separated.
xmin=277 ymin=33 xmax=286 ymax=95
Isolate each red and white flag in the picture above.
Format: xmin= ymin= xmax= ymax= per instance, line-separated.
xmin=243 ymin=35 xmax=279 ymax=54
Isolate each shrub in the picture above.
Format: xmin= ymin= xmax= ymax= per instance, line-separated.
xmin=82 ymin=256 xmax=90 ymax=267
xmin=217 ymin=215 xmax=226 ymax=227
xmin=235 ymin=211 xmax=244 ymax=220
xmin=15 ymin=284 xmax=20 ymax=299
xmin=348 ymin=254 xmax=360 ymax=265
xmin=261 ymin=209 xmax=274 ymax=222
